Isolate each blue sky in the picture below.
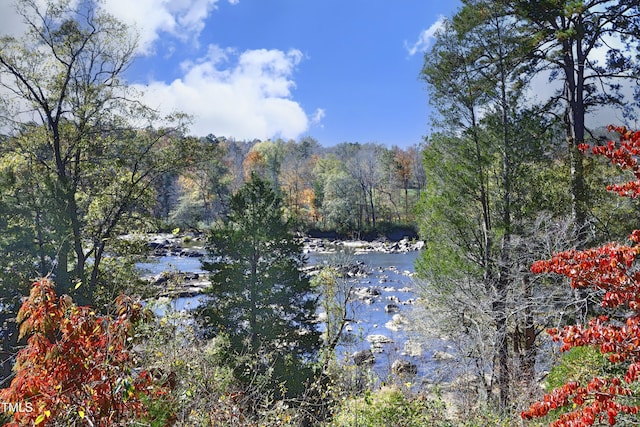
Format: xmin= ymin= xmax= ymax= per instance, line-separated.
xmin=4 ymin=0 xmax=462 ymax=147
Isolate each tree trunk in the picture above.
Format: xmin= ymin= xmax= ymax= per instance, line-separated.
xmin=562 ymin=38 xmax=587 ymax=244
xmin=497 ymin=41 xmax=512 ymax=408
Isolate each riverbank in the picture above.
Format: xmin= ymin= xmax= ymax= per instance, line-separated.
xmin=303 ymin=236 xmax=424 ymax=254
xmin=142 ymin=233 xmax=424 ymax=257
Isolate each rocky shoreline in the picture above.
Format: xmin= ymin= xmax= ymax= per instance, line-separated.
xmin=143 ymin=233 xmax=425 ymax=257
xmin=302 ymin=236 xmax=425 ymax=254
xmin=138 ymin=233 xmax=425 ymax=300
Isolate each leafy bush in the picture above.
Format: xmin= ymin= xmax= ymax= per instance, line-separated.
xmin=0 ymin=279 xmax=166 ymax=426
xmin=522 ymin=127 xmax=640 ymax=425
xmin=325 ymin=386 xmax=451 ymax=427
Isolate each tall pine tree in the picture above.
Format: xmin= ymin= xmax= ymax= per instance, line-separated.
xmin=198 ymin=172 xmax=320 ymax=399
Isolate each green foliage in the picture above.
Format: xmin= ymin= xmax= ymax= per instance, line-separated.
xmin=139 ymin=298 xmax=330 ymax=426
xmin=545 ymin=346 xmax=610 ymax=392
xmin=539 ymin=343 xmax=635 ymax=423
xmin=418 ymin=2 xmax=577 ymax=412
xmin=325 ymin=386 xmax=451 ymax=427
xmin=453 ymin=410 xmax=516 ymax=427
xmin=169 ymin=136 xmax=231 ymax=228
xmin=415 ymin=131 xmax=490 ymax=281
xmin=197 ymin=173 xmax=321 ymax=401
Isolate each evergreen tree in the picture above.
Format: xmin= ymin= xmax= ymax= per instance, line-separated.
xmin=198 ymin=172 xmax=320 ymax=399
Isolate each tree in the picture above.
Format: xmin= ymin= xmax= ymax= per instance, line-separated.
xmin=197 ymin=173 xmax=321 ymax=400
xmin=313 ymin=154 xmax=361 ymax=234
xmin=522 ymin=127 xmax=640 ymax=426
xmin=508 ymin=0 xmax=640 ymax=240
xmin=280 ymin=137 xmax=320 ymax=228
xmin=0 ymin=0 xmax=193 ymax=305
xmin=418 ymin=1 xmax=571 ymax=409
xmin=419 ymin=4 xmax=503 ymax=403
xmin=310 ymin=263 xmax=355 ymax=369
xmin=169 ymin=135 xmax=230 ymax=228
xmin=392 ymin=146 xmax=415 ymax=221
xmin=0 ymin=278 xmax=165 ymax=426
xmin=345 ymin=143 xmax=383 ymax=231
xmin=243 ymin=139 xmax=286 ymax=191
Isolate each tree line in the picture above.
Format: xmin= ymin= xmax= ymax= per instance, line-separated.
xmin=161 ymin=135 xmax=426 ymax=237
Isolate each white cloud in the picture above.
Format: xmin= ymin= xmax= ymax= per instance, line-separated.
xmin=405 ymin=16 xmax=446 ymax=56
xmin=310 ymin=108 xmax=325 ymax=127
xmin=136 ymin=46 xmax=311 ymax=140
xmin=0 ymin=0 xmax=78 ymax=38
xmin=0 ymin=4 xmax=27 ymax=37
xmin=100 ymin=0 xmax=239 ymax=54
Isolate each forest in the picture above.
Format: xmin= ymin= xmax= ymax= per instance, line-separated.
xmin=2 ymin=0 xmax=640 ymax=426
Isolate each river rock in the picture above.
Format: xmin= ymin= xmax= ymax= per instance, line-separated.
xmin=392 ymin=359 xmax=418 ymax=375
xmin=385 ymin=314 xmax=408 ymax=332
xmin=403 ymin=340 xmax=423 ymax=357
xmin=179 ymin=248 xmax=204 ymax=258
xmin=151 ymin=271 xmax=201 ymax=286
xmin=366 ymin=334 xmax=393 ymax=344
xmin=384 ymin=303 xmax=399 ymax=313
xmin=302 ymin=237 xmax=424 ymax=254
xmin=146 ymin=234 xmax=184 ymax=255
xmin=433 ymin=350 xmax=456 ymax=361
xmin=353 ymin=349 xmax=375 ymax=366
xmin=370 ymin=342 xmax=385 ymax=353
xmin=354 ymin=287 xmax=381 ymax=299
xmin=150 ymin=271 xmax=210 ymax=297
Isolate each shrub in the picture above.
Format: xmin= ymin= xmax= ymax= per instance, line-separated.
xmin=0 ymin=279 xmax=167 ymax=426
xmin=326 ymin=386 xmax=450 ymax=427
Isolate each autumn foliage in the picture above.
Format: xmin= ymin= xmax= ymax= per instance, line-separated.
xmin=522 ymin=127 xmax=640 ymax=426
xmin=0 ymin=279 xmax=165 ymax=426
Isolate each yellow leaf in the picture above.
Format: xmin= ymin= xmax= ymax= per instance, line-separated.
xmin=35 ymin=414 xmax=46 ymax=425
xmin=74 ymin=281 xmax=82 ymax=290
xmin=44 ymin=410 xmax=51 ymax=417
xmin=172 ymin=227 xmax=180 ymax=235
xmin=78 ymin=409 xmax=85 ymax=419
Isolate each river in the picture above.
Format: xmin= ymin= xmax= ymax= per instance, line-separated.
xmin=137 ymin=248 xmax=453 ymax=383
